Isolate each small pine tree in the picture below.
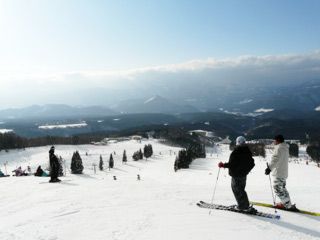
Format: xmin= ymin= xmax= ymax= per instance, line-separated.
xmin=289 ymin=143 xmax=299 ymax=158
xmin=139 ymin=149 xmax=143 ymax=160
xmin=99 ymin=155 xmax=104 ymax=170
xmin=176 ymin=149 xmax=190 ymax=168
xmin=71 ymin=151 xmax=84 ymax=174
xmin=122 ymin=150 xmax=127 ymax=163
xmin=306 ymin=145 xmax=320 ymax=162
xmin=174 ymin=157 xmax=179 ymax=172
xmin=109 ymin=154 xmax=114 ymax=169
xmin=132 ymin=151 xmax=140 ymax=161
xmin=144 ymin=144 xmax=154 ymax=159
xmin=58 ymin=156 xmax=64 ymax=176
xmin=248 ymin=143 xmax=266 ymax=158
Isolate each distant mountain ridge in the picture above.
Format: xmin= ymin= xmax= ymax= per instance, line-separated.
xmin=0 ymin=96 xmax=200 ymax=120
xmin=111 ymin=95 xmax=199 ymax=114
xmin=0 ymin=104 xmax=116 ymax=120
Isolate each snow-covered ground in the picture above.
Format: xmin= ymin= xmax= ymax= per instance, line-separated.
xmin=0 ymin=129 xmax=13 ymax=134
xmin=0 ymin=140 xmax=319 ymax=240
xmin=38 ymin=122 xmax=88 ymax=129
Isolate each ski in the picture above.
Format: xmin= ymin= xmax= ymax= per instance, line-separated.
xmin=250 ymin=201 xmax=320 ymax=216
xmin=198 ymin=201 xmax=280 ymax=220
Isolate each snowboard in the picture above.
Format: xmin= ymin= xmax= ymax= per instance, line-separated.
xmin=198 ymin=201 xmax=280 ymax=220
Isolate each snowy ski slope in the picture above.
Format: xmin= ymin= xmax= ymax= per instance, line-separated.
xmin=0 ymin=139 xmax=319 ymax=240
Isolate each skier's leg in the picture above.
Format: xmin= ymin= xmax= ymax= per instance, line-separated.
xmin=273 ymin=177 xmax=291 ymax=207
xmin=231 ymin=177 xmax=249 ymax=209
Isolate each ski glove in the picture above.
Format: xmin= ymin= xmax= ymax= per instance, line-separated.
xmin=218 ymin=162 xmax=224 ymax=168
xmin=265 ymin=167 xmax=271 ymax=175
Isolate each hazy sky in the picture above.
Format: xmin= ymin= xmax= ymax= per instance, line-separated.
xmin=0 ymin=0 xmax=320 ymax=108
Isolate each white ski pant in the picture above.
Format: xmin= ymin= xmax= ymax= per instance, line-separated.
xmin=273 ymin=177 xmax=291 ymax=207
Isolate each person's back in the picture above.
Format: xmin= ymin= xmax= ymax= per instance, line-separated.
xmin=218 ymin=136 xmax=256 ymax=212
xmin=227 ymin=145 xmax=255 ymax=177
xmin=35 ymin=166 xmax=44 ymax=177
xmin=265 ymin=135 xmax=295 ymax=210
xmin=270 ymin=142 xmax=289 ymax=178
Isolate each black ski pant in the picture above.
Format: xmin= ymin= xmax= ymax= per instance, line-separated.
xmin=50 ymin=165 xmax=59 ymax=181
xmin=231 ymin=176 xmax=250 ymax=209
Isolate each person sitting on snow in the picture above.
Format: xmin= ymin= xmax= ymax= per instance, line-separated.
xmin=12 ymin=166 xmax=27 ymax=176
xmin=34 ymin=165 xmax=47 ymax=177
xmin=218 ymin=136 xmax=256 ymax=213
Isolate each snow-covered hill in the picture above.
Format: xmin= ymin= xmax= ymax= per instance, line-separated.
xmin=0 ymin=140 xmax=319 ymax=240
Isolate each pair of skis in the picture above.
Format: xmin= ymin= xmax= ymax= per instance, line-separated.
xmin=250 ymin=201 xmax=320 ymax=216
xmin=198 ymin=201 xmax=320 ymax=219
xmin=197 ymin=201 xmax=281 ymax=220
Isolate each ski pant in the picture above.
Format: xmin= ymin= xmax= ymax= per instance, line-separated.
xmin=273 ymin=177 xmax=291 ymax=207
xmin=231 ymin=176 xmax=249 ymax=209
xmin=50 ymin=164 xmax=59 ymax=181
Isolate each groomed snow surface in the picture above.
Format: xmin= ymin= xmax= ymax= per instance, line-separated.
xmin=0 ymin=140 xmax=319 ymax=240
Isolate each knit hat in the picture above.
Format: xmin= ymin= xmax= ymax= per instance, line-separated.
xmin=49 ymin=146 xmax=55 ymax=153
xmin=236 ymin=136 xmax=246 ymax=146
xmin=274 ymin=135 xmax=284 ymax=143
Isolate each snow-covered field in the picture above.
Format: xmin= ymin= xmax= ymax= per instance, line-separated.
xmin=0 ymin=140 xmax=319 ymax=240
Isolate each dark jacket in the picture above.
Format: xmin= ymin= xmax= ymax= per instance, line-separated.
xmin=35 ymin=166 xmax=44 ymax=177
xmin=224 ymin=145 xmax=255 ymax=177
xmin=49 ymin=153 xmax=59 ymax=178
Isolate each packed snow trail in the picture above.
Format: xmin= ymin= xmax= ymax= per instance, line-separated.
xmin=0 ymin=140 xmax=319 ymax=240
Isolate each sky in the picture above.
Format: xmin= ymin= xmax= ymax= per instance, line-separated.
xmin=0 ymin=0 xmax=320 ymax=108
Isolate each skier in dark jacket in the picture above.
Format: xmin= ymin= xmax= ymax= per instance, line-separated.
xmin=218 ymin=136 xmax=256 ymax=213
xmin=49 ymin=146 xmax=61 ymax=183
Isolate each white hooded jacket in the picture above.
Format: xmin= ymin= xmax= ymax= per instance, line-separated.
xmin=269 ymin=142 xmax=289 ymax=178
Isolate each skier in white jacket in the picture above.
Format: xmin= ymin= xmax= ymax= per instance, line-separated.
xmin=265 ymin=135 xmax=297 ymax=210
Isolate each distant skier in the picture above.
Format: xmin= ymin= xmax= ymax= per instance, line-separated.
xmin=265 ymin=135 xmax=297 ymax=210
xmin=49 ymin=146 xmax=61 ymax=183
xmin=218 ymin=136 xmax=256 ymax=213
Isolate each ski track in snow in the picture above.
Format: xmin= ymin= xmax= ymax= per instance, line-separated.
xmin=0 ymin=140 xmax=319 ymax=240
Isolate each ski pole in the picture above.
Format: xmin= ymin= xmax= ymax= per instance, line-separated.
xmin=267 ymin=163 xmax=277 ymax=214
xmin=209 ymin=167 xmax=221 ymax=215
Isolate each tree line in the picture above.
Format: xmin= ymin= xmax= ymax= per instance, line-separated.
xmin=0 ymin=132 xmax=106 ymax=151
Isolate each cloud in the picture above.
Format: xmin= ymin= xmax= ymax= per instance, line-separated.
xmin=1 ymin=51 xmax=320 ymax=108
xmin=77 ymin=50 xmax=320 ymax=76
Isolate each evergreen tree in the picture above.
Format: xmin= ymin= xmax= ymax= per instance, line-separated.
xmin=109 ymin=154 xmax=114 ymax=169
xmin=71 ymin=151 xmax=84 ymax=174
xmin=247 ymin=143 xmax=266 ymax=158
xmin=132 ymin=150 xmax=140 ymax=161
xmin=144 ymin=144 xmax=153 ymax=159
xmin=174 ymin=143 xmax=206 ymax=170
xmin=289 ymin=143 xmax=299 ymax=158
xmin=174 ymin=157 xmax=179 ymax=172
xmin=58 ymin=156 xmax=64 ymax=176
xmin=132 ymin=149 xmax=144 ymax=161
xmin=139 ymin=149 xmax=143 ymax=160
xmin=176 ymin=149 xmax=190 ymax=168
xmin=122 ymin=150 xmax=127 ymax=163
xmin=306 ymin=145 xmax=320 ymax=162
xmin=99 ymin=155 xmax=104 ymax=170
